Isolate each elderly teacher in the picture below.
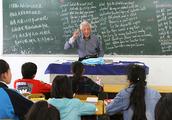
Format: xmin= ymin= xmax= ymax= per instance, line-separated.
xmin=64 ymin=20 xmax=104 ymax=61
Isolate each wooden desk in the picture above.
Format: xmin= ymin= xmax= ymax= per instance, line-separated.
xmin=81 ymin=100 xmax=104 ymax=115
xmin=149 ymin=85 xmax=172 ymax=93
xmin=29 ymin=94 xmax=105 ymax=115
xmin=74 ymin=94 xmax=105 ymax=115
xmin=74 ymin=94 xmax=97 ymax=100
xmin=103 ymin=84 xmax=172 ymax=93
xmin=103 ymin=84 xmax=128 ymax=93
xmin=75 ymin=94 xmax=104 ymax=115
xmin=95 ymin=100 xmax=104 ymax=115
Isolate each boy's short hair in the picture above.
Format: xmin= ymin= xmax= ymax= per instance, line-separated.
xmin=22 ymin=62 xmax=37 ymax=79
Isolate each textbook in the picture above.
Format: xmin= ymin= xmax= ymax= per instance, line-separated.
xmin=86 ymin=97 xmax=98 ymax=103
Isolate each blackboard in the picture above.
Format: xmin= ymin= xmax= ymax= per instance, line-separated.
xmin=3 ymin=0 xmax=172 ymax=55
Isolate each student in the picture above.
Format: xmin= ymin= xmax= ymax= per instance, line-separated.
xmin=26 ymin=100 xmax=60 ymax=120
xmin=48 ymin=75 xmax=96 ymax=120
xmin=155 ymin=94 xmax=172 ymax=120
xmin=64 ymin=20 xmax=104 ymax=61
xmin=0 ymin=59 xmax=33 ymax=120
xmin=14 ymin=62 xmax=51 ymax=99
xmin=70 ymin=61 xmax=103 ymax=95
xmin=106 ymin=64 xmax=161 ymax=120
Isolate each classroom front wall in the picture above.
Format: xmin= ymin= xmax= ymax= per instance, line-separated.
xmin=0 ymin=56 xmax=171 ymax=88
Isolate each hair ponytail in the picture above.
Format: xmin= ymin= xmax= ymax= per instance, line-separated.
xmin=127 ymin=64 xmax=147 ymax=120
xmin=72 ymin=61 xmax=84 ymax=83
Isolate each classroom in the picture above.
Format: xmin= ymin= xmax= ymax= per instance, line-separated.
xmin=1 ymin=0 xmax=172 ymax=88
xmin=1 ymin=0 xmax=172 ymax=119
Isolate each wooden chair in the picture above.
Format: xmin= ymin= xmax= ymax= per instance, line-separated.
xmin=27 ymin=93 xmax=45 ymax=102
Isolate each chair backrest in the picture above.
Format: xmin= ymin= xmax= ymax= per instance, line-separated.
xmin=27 ymin=93 xmax=45 ymax=102
xmin=28 ymin=93 xmax=45 ymax=99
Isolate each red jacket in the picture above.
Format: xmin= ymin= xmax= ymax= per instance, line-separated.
xmin=14 ymin=79 xmax=51 ymax=94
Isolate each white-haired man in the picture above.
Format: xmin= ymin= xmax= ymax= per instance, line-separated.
xmin=64 ymin=21 xmax=104 ymax=61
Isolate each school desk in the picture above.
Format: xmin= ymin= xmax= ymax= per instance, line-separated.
xmin=103 ymin=84 xmax=172 ymax=93
xmin=27 ymin=93 xmax=104 ymax=115
xmin=74 ymin=94 xmax=104 ymax=115
xmin=74 ymin=94 xmax=97 ymax=100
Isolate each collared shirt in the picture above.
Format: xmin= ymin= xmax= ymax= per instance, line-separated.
xmin=64 ymin=33 xmax=104 ymax=58
xmin=106 ymin=85 xmax=161 ymax=120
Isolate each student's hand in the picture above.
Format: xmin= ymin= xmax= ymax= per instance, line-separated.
xmin=95 ymin=76 xmax=103 ymax=86
xmin=104 ymin=99 xmax=113 ymax=106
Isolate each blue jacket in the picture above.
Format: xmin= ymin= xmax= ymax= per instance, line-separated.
xmin=106 ymin=85 xmax=161 ymax=120
xmin=0 ymin=82 xmax=33 ymax=120
xmin=48 ymin=98 xmax=96 ymax=120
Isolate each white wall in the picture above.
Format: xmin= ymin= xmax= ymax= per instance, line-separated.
xmin=1 ymin=0 xmax=172 ymax=88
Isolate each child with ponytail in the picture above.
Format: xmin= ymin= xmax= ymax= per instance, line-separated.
xmin=106 ymin=64 xmax=161 ymax=120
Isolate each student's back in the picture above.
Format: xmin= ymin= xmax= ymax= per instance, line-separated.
xmin=48 ymin=75 xmax=96 ymax=120
xmin=107 ymin=86 xmax=160 ymax=120
xmin=70 ymin=61 xmax=103 ymax=95
xmin=70 ymin=76 xmax=102 ymax=95
xmin=14 ymin=62 xmax=51 ymax=98
xmin=0 ymin=59 xmax=33 ymax=120
xmin=14 ymin=78 xmax=51 ymax=94
xmin=48 ymin=98 xmax=95 ymax=120
xmin=106 ymin=64 xmax=161 ymax=120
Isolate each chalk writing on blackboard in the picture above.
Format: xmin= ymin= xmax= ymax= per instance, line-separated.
xmin=3 ymin=0 xmax=172 ymax=55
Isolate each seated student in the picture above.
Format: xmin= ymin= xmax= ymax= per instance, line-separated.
xmin=69 ymin=61 xmax=103 ymax=95
xmin=14 ymin=62 xmax=51 ymax=99
xmin=155 ymin=94 xmax=172 ymax=120
xmin=106 ymin=64 xmax=161 ymax=120
xmin=0 ymin=59 xmax=33 ymax=120
xmin=48 ymin=75 xmax=96 ymax=120
xmin=26 ymin=100 xmax=60 ymax=120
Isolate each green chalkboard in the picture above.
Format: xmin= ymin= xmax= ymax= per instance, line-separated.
xmin=3 ymin=0 xmax=172 ymax=55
